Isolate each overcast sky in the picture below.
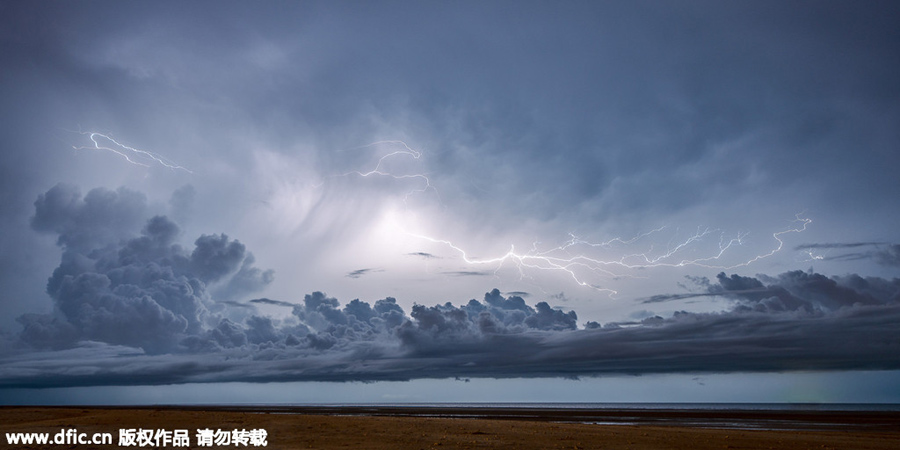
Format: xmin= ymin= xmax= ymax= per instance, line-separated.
xmin=1 ymin=1 xmax=899 ymax=404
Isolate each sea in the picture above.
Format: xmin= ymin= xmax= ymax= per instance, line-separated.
xmin=200 ymin=402 xmax=900 ymax=431
xmin=289 ymin=402 xmax=900 ymax=411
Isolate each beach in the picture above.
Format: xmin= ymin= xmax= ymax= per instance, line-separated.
xmin=2 ymin=406 xmax=899 ymax=449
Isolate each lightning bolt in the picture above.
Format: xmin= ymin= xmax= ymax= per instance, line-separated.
xmin=408 ymin=216 xmax=811 ymax=296
xmin=802 ymin=249 xmax=827 ymax=261
xmin=326 ymin=139 xmax=813 ymax=295
xmin=72 ymin=131 xmax=192 ymax=173
xmin=339 ymin=140 xmax=437 ymax=203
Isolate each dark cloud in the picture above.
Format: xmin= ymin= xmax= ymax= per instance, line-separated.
xmin=215 ymin=253 xmax=275 ymax=301
xmin=190 ymin=234 xmax=247 ymax=283
xmin=641 ymin=292 xmax=718 ymax=304
xmin=874 ymin=245 xmax=900 ymax=267
xmin=346 ymin=268 xmax=382 ymax=279
xmin=5 ymin=261 xmax=900 ymax=388
xmin=15 ymin=314 xmax=79 ymax=351
xmin=483 ymin=289 xmax=532 ymax=313
xmin=1 ymin=2 xmax=900 ymax=394
xmin=795 ymin=242 xmax=900 ymax=267
xmin=407 ymin=252 xmax=439 ymax=259
xmin=813 ymin=253 xmax=876 ymax=263
xmin=249 ymin=298 xmax=297 ymax=308
xmin=17 ymin=184 xmax=274 ymax=354
xmin=647 ymin=270 xmax=900 ymax=313
xmin=524 ymin=302 xmax=577 ymax=331
xmin=441 ymin=271 xmax=491 ymax=277
xmin=547 ymin=292 xmax=567 ymax=302
xmin=31 ymin=184 xmax=147 ymax=251
xmin=217 ymin=300 xmax=255 ymax=310
xmin=795 ymin=242 xmax=886 ymax=250
xmin=0 ymin=1 xmax=897 ymax=252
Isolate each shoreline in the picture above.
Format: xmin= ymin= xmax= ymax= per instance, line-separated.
xmin=6 ymin=404 xmax=900 ymax=431
xmin=3 ymin=406 xmax=899 ymax=449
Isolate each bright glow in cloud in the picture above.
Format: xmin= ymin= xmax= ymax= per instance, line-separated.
xmin=343 ymin=140 xmax=436 ymax=203
xmin=406 ymin=216 xmax=811 ymax=295
xmin=3 ymin=1 xmax=898 ymax=403
xmin=323 ymin=139 xmax=813 ymax=295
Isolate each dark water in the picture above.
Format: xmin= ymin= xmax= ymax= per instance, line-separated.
xmin=290 ymin=402 xmax=900 ymax=411
xmin=179 ymin=403 xmax=900 ymax=431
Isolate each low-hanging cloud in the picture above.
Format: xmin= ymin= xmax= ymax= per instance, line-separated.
xmin=795 ymin=242 xmax=887 ymax=250
xmin=440 ymin=270 xmax=492 ymax=277
xmin=2 ymin=184 xmax=900 ymax=388
xmin=795 ymin=242 xmax=900 ymax=267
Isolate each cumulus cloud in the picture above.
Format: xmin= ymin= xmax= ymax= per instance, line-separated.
xmin=19 ymin=184 xmax=274 ymax=354
xmin=4 ymin=263 xmax=900 ymax=388
xmin=31 ymin=184 xmax=147 ymax=251
xmin=214 ymin=253 xmax=275 ymax=301
xmin=4 ymin=185 xmax=900 ymax=387
xmin=190 ymin=234 xmax=248 ymax=283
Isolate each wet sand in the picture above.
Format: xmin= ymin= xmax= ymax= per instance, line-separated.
xmin=2 ymin=406 xmax=899 ymax=449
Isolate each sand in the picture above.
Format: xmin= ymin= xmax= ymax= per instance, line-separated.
xmin=2 ymin=406 xmax=899 ymax=449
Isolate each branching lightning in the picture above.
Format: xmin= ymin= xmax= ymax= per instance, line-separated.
xmin=409 ymin=216 xmax=811 ymax=296
xmin=73 ymin=131 xmax=192 ymax=173
xmin=339 ymin=140 xmax=437 ymax=202
xmin=329 ymin=140 xmax=813 ymax=295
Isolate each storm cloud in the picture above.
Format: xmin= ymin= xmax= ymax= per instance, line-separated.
xmin=875 ymin=245 xmax=900 ymax=267
xmin=795 ymin=242 xmax=900 ymax=266
xmin=795 ymin=242 xmax=887 ymax=250
xmin=1 ymin=1 xmax=899 ymax=401
xmin=17 ymin=184 xmax=273 ymax=353
xmin=3 ymin=186 xmax=899 ymax=388
xmin=4 ymin=268 xmax=899 ymax=387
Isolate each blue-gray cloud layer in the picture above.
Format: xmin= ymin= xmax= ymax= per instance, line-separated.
xmin=2 ymin=1 xmax=900 ymax=393
xmin=795 ymin=242 xmax=900 ymax=266
xmin=2 ymin=1 xmax=898 ymax=227
xmin=2 ymin=185 xmax=898 ymax=388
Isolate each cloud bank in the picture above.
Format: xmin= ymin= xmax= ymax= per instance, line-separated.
xmin=2 ymin=185 xmax=899 ymax=388
xmin=796 ymin=242 xmax=900 ymax=266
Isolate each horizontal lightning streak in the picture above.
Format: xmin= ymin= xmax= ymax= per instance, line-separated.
xmin=73 ymin=132 xmax=192 ymax=173
xmin=409 ymin=216 xmax=812 ymax=295
xmin=338 ymin=139 xmax=813 ymax=295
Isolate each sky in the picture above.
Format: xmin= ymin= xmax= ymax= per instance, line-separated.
xmin=1 ymin=0 xmax=899 ymax=404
